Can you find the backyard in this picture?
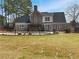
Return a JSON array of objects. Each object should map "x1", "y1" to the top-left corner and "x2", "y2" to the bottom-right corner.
[{"x1": 0, "y1": 33, "x2": 79, "y2": 59}]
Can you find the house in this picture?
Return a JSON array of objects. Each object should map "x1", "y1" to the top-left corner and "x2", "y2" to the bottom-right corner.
[
  {"x1": 14, "y1": 16, "x2": 30, "y2": 32},
  {"x1": 41, "y1": 12, "x2": 66, "y2": 31},
  {"x1": 15, "y1": 5, "x2": 67, "y2": 32},
  {"x1": 75, "y1": 23, "x2": 79, "y2": 32}
]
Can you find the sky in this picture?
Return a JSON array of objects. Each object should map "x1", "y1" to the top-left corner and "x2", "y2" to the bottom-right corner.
[
  {"x1": 0, "y1": 0, "x2": 79, "y2": 12},
  {"x1": 32, "y1": 0, "x2": 79, "y2": 12}
]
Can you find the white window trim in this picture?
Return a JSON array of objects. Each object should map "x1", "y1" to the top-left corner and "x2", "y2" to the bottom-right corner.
[{"x1": 42, "y1": 16, "x2": 53, "y2": 22}]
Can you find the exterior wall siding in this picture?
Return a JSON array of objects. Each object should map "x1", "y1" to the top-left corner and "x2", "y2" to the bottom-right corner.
[
  {"x1": 15, "y1": 23, "x2": 30, "y2": 32},
  {"x1": 43, "y1": 23, "x2": 66, "y2": 31}
]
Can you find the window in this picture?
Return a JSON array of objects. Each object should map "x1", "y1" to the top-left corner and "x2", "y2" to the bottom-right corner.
[
  {"x1": 21, "y1": 25, "x2": 24, "y2": 27},
  {"x1": 20, "y1": 25, "x2": 25, "y2": 29},
  {"x1": 45, "y1": 17, "x2": 50, "y2": 21},
  {"x1": 45, "y1": 25, "x2": 50, "y2": 31},
  {"x1": 43, "y1": 16, "x2": 53, "y2": 22}
]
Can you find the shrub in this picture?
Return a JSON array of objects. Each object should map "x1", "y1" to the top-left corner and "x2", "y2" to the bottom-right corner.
[
  {"x1": 28, "y1": 32, "x2": 32, "y2": 35},
  {"x1": 23, "y1": 33, "x2": 26, "y2": 35},
  {"x1": 65, "y1": 29, "x2": 71, "y2": 33},
  {"x1": 2, "y1": 34, "x2": 5, "y2": 36},
  {"x1": 55, "y1": 31, "x2": 59, "y2": 34},
  {"x1": 18, "y1": 33, "x2": 22, "y2": 35},
  {"x1": 53, "y1": 29, "x2": 56, "y2": 34}
]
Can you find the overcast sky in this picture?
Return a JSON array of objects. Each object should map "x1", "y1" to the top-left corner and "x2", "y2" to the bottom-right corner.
[{"x1": 32, "y1": 0, "x2": 79, "y2": 12}]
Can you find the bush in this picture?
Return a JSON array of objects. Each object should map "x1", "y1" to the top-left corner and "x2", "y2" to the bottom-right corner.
[
  {"x1": 55, "y1": 31, "x2": 59, "y2": 34},
  {"x1": 18, "y1": 33, "x2": 22, "y2": 35},
  {"x1": 28, "y1": 32, "x2": 32, "y2": 35},
  {"x1": 23, "y1": 33, "x2": 26, "y2": 35},
  {"x1": 2, "y1": 34, "x2": 5, "y2": 36},
  {"x1": 65, "y1": 29, "x2": 71, "y2": 33},
  {"x1": 53, "y1": 29, "x2": 59, "y2": 34},
  {"x1": 53, "y1": 29, "x2": 56, "y2": 34}
]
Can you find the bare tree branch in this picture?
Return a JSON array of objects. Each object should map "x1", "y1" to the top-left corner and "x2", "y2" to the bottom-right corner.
[{"x1": 66, "y1": 4, "x2": 79, "y2": 22}]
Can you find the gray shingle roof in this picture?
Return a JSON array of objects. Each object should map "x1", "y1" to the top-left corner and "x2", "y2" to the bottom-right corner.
[
  {"x1": 53, "y1": 12, "x2": 66, "y2": 23},
  {"x1": 15, "y1": 12, "x2": 66, "y2": 23},
  {"x1": 15, "y1": 16, "x2": 30, "y2": 23},
  {"x1": 41, "y1": 12, "x2": 53, "y2": 16},
  {"x1": 41, "y1": 12, "x2": 66, "y2": 23}
]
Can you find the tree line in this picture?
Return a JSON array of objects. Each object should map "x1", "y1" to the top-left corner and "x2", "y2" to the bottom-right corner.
[{"x1": 0, "y1": 0, "x2": 32, "y2": 24}]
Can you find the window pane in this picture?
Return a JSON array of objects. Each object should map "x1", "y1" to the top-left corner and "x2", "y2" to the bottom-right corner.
[{"x1": 45, "y1": 17, "x2": 50, "y2": 21}]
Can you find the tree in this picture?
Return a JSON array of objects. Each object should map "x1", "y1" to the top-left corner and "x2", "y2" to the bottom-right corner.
[
  {"x1": 4, "y1": 0, "x2": 32, "y2": 16},
  {"x1": 0, "y1": 15, "x2": 5, "y2": 25},
  {"x1": 0, "y1": 0, "x2": 5, "y2": 25},
  {"x1": 66, "y1": 4, "x2": 79, "y2": 23},
  {"x1": 66, "y1": 4, "x2": 79, "y2": 32}
]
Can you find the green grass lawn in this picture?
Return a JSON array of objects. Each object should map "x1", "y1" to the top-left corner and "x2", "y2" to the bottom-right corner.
[{"x1": 0, "y1": 33, "x2": 79, "y2": 59}]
